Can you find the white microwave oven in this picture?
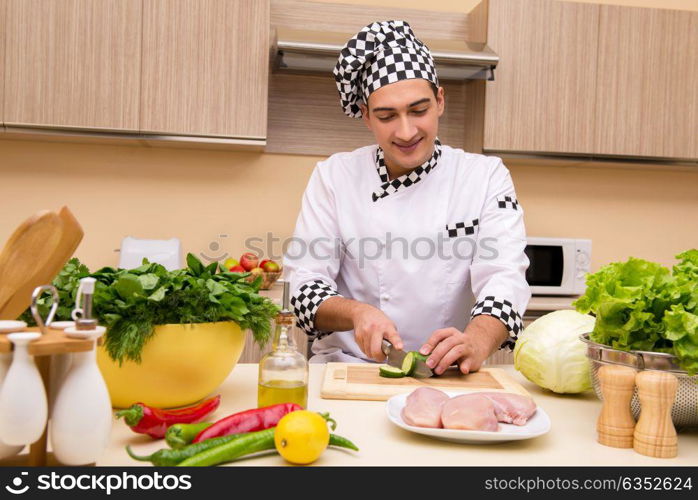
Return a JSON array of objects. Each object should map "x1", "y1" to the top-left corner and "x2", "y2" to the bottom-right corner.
[{"x1": 525, "y1": 237, "x2": 591, "y2": 296}]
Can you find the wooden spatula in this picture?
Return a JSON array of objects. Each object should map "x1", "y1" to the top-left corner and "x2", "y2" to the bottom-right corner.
[{"x1": 0, "y1": 207, "x2": 84, "y2": 320}]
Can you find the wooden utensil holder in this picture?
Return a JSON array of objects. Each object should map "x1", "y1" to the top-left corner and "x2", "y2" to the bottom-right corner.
[{"x1": 0, "y1": 327, "x2": 95, "y2": 466}]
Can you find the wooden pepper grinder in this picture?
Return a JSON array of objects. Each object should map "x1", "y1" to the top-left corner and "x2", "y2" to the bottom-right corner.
[
  {"x1": 633, "y1": 370, "x2": 678, "y2": 458},
  {"x1": 597, "y1": 364, "x2": 637, "y2": 448}
]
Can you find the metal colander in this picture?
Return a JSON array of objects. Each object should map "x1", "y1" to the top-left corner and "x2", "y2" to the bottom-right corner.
[{"x1": 580, "y1": 334, "x2": 698, "y2": 427}]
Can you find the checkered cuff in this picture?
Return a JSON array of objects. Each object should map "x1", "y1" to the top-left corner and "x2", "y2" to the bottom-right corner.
[
  {"x1": 290, "y1": 280, "x2": 342, "y2": 340},
  {"x1": 470, "y1": 296, "x2": 523, "y2": 350}
]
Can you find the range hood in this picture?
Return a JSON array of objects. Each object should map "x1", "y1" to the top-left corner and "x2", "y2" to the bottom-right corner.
[{"x1": 272, "y1": 27, "x2": 498, "y2": 81}]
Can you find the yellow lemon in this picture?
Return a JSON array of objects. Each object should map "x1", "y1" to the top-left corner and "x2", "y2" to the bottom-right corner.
[{"x1": 274, "y1": 410, "x2": 329, "y2": 464}]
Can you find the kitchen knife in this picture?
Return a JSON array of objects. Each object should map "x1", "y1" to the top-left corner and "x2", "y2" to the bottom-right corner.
[{"x1": 381, "y1": 339, "x2": 433, "y2": 378}]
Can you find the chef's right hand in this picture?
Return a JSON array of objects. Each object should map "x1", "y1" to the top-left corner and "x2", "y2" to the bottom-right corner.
[{"x1": 351, "y1": 303, "x2": 403, "y2": 362}]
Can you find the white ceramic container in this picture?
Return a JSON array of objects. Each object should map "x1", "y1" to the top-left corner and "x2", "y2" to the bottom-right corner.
[
  {"x1": 50, "y1": 326, "x2": 111, "y2": 465},
  {"x1": 0, "y1": 332, "x2": 48, "y2": 446},
  {"x1": 48, "y1": 353, "x2": 72, "y2": 412},
  {"x1": 0, "y1": 352, "x2": 24, "y2": 459}
]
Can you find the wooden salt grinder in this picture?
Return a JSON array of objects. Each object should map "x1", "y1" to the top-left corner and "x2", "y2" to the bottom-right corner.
[
  {"x1": 633, "y1": 370, "x2": 678, "y2": 458},
  {"x1": 597, "y1": 364, "x2": 637, "y2": 448}
]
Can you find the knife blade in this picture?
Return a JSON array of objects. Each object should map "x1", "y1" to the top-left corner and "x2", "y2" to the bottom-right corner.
[{"x1": 381, "y1": 340, "x2": 433, "y2": 378}]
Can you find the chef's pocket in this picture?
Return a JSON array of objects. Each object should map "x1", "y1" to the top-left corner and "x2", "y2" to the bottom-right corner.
[
  {"x1": 438, "y1": 280, "x2": 470, "y2": 331},
  {"x1": 444, "y1": 218, "x2": 479, "y2": 239},
  {"x1": 436, "y1": 220, "x2": 477, "y2": 326},
  {"x1": 442, "y1": 218, "x2": 479, "y2": 278}
]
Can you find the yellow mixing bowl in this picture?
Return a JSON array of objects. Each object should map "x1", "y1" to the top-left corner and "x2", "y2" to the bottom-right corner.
[{"x1": 97, "y1": 321, "x2": 246, "y2": 408}]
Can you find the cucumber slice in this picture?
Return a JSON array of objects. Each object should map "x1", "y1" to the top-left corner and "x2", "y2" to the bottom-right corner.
[
  {"x1": 401, "y1": 351, "x2": 417, "y2": 376},
  {"x1": 413, "y1": 352, "x2": 428, "y2": 363},
  {"x1": 379, "y1": 365, "x2": 405, "y2": 378}
]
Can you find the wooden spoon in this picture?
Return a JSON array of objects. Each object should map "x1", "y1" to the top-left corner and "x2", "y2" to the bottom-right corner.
[{"x1": 0, "y1": 207, "x2": 83, "y2": 320}]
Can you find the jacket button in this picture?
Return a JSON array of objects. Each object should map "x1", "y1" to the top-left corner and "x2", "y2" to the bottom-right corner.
[{"x1": 381, "y1": 294, "x2": 390, "y2": 301}]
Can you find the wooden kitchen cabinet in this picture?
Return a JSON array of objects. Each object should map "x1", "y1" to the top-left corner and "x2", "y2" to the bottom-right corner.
[
  {"x1": 484, "y1": 0, "x2": 698, "y2": 161},
  {"x1": 594, "y1": 6, "x2": 698, "y2": 160},
  {"x1": 484, "y1": 0, "x2": 599, "y2": 153},
  {"x1": 140, "y1": 0, "x2": 269, "y2": 139},
  {"x1": 3, "y1": 0, "x2": 142, "y2": 131},
  {"x1": 0, "y1": 0, "x2": 5, "y2": 126},
  {"x1": 484, "y1": 0, "x2": 600, "y2": 155}
]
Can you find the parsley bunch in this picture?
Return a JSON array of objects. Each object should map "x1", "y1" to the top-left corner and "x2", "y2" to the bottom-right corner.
[{"x1": 22, "y1": 254, "x2": 278, "y2": 364}]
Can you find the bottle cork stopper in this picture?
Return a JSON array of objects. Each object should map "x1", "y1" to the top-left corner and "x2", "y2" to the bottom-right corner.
[
  {"x1": 597, "y1": 364, "x2": 637, "y2": 448},
  {"x1": 633, "y1": 370, "x2": 678, "y2": 458}
]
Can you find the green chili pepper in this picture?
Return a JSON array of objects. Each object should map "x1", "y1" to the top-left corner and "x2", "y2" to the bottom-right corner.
[
  {"x1": 166, "y1": 422, "x2": 213, "y2": 449},
  {"x1": 329, "y1": 434, "x2": 359, "y2": 451},
  {"x1": 177, "y1": 428, "x2": 277, "y2": 467},
  {"x1": 126, "y1": 433, "x2": 248, "y2": 466},
  {"x1": 177, "y1": 428, "x2": 359, "y2": 467}
]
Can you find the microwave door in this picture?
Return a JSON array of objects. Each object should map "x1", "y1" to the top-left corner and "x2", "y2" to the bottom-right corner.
[
  {"x1": 558, "y1": 242, "x2": 575, "y2": 293},
  {"x1": 526, "y1": 243, "x2": 573, "y2": 295}
]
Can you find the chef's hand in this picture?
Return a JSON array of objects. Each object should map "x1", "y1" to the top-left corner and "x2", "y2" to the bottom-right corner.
[
  {"x1": 351, "y1": 303, "x2": 403, "y2": 362},
  {"x1": 419, "y1": 316, "x2": 508, "y2": 375}
]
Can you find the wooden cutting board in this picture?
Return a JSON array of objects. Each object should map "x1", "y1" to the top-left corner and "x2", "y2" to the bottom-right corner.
[
  {"x1": 320, "y1": 362, "x2": 531, "y2": 401},
  {"x1": 0, "y1": 206, "x2": 83, "y2": 320},
  {"x1": 0, "y1": 210, "x2": 63, "y2": 318}
]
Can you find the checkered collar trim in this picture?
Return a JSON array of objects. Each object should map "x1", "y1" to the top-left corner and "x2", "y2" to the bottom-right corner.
[{"x1": 372, "y1": 138, "x2": 442, "y2": 202}]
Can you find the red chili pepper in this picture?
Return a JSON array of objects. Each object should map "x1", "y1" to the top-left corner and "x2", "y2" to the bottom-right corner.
[
  {"x1": 192, "y1": 402, "x2": 302, "y2": 443},
  {"x1": 116, "y1": 395, "x2": 221, "y2": 438}
]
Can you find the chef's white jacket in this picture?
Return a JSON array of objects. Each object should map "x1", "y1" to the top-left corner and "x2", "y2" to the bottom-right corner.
[{"x1": 283, "y1": 144, "x2": 531, "y2": 363}]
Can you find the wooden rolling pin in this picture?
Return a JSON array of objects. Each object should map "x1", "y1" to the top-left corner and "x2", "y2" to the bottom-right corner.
[
  {"x1": 633, "y1": 370, "x2": 678, "y2": 458},
  {"x1": 597, "y1": 364, "x2": 637, "y2": 448}
]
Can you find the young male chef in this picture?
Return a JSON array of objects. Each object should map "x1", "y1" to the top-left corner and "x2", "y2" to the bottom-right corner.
[{"x1": 283, "y1": 21, "x2": 530, "y2": 375}]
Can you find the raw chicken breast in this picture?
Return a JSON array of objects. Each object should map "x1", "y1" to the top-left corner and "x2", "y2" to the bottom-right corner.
[
  {"x1": 401, "y1": 387, "x2": 450, "y2": 428},
  {"x1": 441, "y1": 394, "x2": 499, "y2": 432},
  {"x1": 478, "y1": 392, "x2": 537, "y2": 426}
]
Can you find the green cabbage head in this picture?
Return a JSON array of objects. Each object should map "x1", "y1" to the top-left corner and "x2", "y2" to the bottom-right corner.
[{"x1": 513, "y1": 310, "x2": 596, "y2": 394}]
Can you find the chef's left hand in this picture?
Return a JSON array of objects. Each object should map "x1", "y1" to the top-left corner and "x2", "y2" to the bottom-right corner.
[{"x1": 419, "y1": 317, "x2": 507, "y2": 375}]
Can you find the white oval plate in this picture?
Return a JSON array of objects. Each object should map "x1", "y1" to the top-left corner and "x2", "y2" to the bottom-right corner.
[
  {"x1": 386, "y1": 391, "x2": 551, "y2": 444},
  {"x1": 0, "y1": 320, "x2": 27, "y2": 334}
]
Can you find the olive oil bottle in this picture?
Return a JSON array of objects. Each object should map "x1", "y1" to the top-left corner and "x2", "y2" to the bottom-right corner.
[{"x1": 257, "y1": 281, "x2": 308, "y2": 408}]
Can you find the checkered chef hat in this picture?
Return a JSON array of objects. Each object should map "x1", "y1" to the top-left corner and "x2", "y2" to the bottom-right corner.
[{"x1": 333, "y1": 20, "x2": 439, "y2": 118}]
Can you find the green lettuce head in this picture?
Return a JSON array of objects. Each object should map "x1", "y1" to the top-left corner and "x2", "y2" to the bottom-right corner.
[
  {"x1": 574, "y1": 251, "x2": 698, "y2": 375},
  {"x1": 573, "y1": 257, "x2": 672, "y2": 352}
]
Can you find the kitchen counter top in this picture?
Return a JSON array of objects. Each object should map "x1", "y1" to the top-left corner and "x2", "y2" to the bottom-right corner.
[{"x1": 101, "y1": 364, "x2": 698, "y2": 466}]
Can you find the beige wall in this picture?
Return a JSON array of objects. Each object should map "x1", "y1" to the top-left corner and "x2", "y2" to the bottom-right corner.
[{"x1": 1, "y1": 0, "x2": 697, "y2": 276}]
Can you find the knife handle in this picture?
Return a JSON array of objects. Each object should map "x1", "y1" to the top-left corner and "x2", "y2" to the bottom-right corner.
[{"x1": 381, "y1": 339, "x2": 392, "y2": 357}]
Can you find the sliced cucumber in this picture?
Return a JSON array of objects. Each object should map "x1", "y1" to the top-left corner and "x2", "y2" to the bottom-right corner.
[
  {"x1": 379, "y1": 365, "x2": 405, "y2": 378},
  {"x1": 401, "y1": 351, "x2": 417, "y2": 376},
  {"x1": 413, "y1": 352, "x2": 428, "y2": 363}
]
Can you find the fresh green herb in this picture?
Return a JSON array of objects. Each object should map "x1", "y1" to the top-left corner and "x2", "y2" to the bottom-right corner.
[
  {"x1": 20, "y1": 258, "x2": 91, "y2": 325},
  {"x1": 574, "y1": 249, "x2": 698, "y2": 374},
  {"x1": 21, "y1": 254, "x2": 279, "y2": 364}
]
